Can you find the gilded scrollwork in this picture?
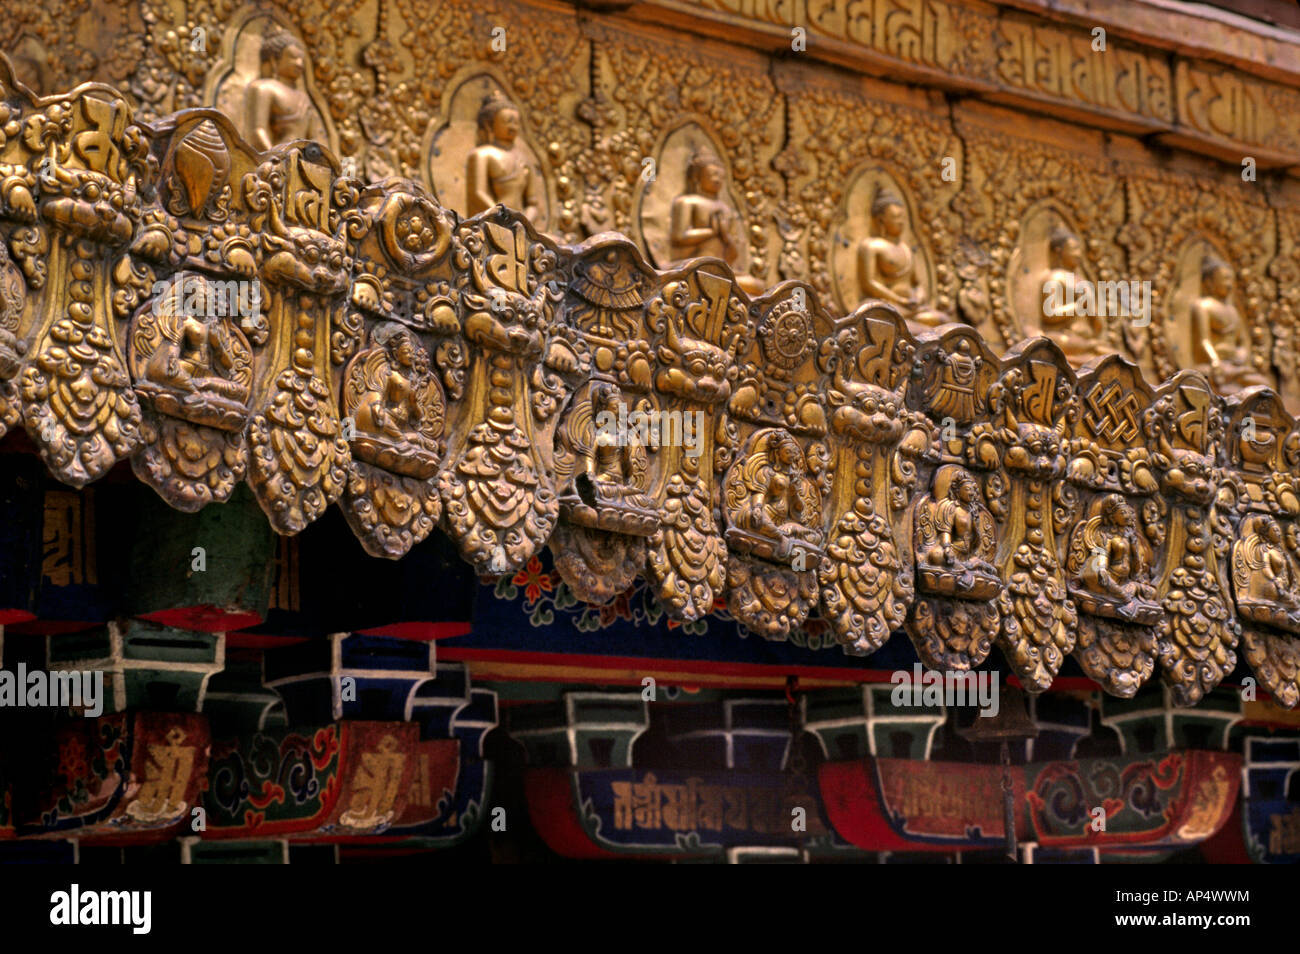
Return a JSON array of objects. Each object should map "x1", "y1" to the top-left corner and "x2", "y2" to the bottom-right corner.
[
  {"x1": 1, "y1": 64, "x2": 154, "y2": 487},
  {"x1": 1065, "y1": 355, "x2": 1163, "y2": 697},
  {"x1": 8, "y1": 43, "x2": 1300, "y2": 709},
  {"x1": 815, "y1": 302, "x2": 916, "y2": 654},
  {"x1": 241, "y1": 143, "x2": 356, "y2": 534},
  {"x1": 1221, "y1": 390, "x2": 1300, "y2": 709},
  {"x1": 903, "y1": 326, "x2": 1003, "y2": 671},
  {"x1": 642, "y1": 261, "x2": 750, "y2": 621},
  {"x1": 722, "y1": 283, "x2": 830, "y2": 639},
  {"x1": 438, "y1": 208, "x2": 587, "y2": 574},
  {"x1": 0, "y1": 241, "x2": 27, "y2": 439},
  {"x1": 986, "y1": 338, "x2": 1079, "y2": 691},
  {"x1": 1145, "y1": 371, "x2": 1236, "y2": 706}
]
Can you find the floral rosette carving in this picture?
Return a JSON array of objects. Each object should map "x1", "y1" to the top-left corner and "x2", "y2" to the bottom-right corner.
[
  {"x1": 1145, "y1": 372, "x2": 1237, "y2": 706},
  {"x1": 985, "y1": 338, "x2": 1079, "y2": 691},
  {"x1": 438, "y1": 208, "x2": 588, "y2": 574},
  {"x1": 814, "y1": 301, "x2": 916, "y2": 654},
  {"x1": 1063, "y1": 355, "x2": 1164, "y2": 697}
]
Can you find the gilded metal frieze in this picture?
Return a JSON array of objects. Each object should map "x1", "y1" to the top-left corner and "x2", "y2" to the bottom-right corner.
[{"x1": 5, "y1": 46, "x2": 1300, "y2": 709}]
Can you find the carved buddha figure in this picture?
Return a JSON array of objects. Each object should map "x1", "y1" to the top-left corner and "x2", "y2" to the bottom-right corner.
[
  {"x1": 1191, "y1": 255, "x2": 1268, "y2": 391},
  {"x1": 914, "y1": 465, "x2": 999, "y2": 598},
  {"x1": 669, "y1": 147, "x2": 743, "y2": 266},
  {"x1": 1234, "y1": 514, "x2": 1300, "y2": 631},
  {"x1": 759, "y1": 432, "x2": 820, "y2": 542},
  {"x1": 857, "y1": 188, "x2": 944, "y2": 327},
  {"x1": 465, "y1": 91, "x2": 543, "y2": 223},
  {"x1": 1037, "y1": 227, "x2": 1106, "y2": 362},
  {"x1": 1069, "y1": 494, "x2": 1159, "y2": 622},
  {"x1": 579, "y1": 381, "x2": 653, "y2": 512},
  {"x1": 726, "y1": 429, "x2": 822, "y2": 561},
  {"x1": 244, "y1": 28, "x2": 324, "y2": 152},
  {"x1": 139, "y1": 276, "x2": 252, "y2": 423},
  {"x1": 930, "y1": 338, "x2": 978, "y2": 423},
  {"x1": 346, "y1": 322, "x2": 442, "y2": 477},
  {"x1": 922, "y1": 469, "x2": 982, "y2": 567},
  {"x1": 158, "y1": 309, "x2": 243, "y2": 399}
]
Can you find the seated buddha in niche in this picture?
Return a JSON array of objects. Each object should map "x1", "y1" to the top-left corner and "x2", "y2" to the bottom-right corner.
[
  {"x1": 244, "y1": 27, "x2": 325, "y2": 152},
  {"x1": 913, "y1": 465, "x2": 999, "y2": 600},
  {"x1": 725, "y1": 429, "x2": 824, "y2": 565},
  {"x1": 561, "y1": 381, "x2": 658, "y2": 537},
  {"x1": 346, "y1": 322, "x2": 443, "y2": 478},
  {"x1": 668, "y1": 146, "x2": 762, "y2": 295},
  {"x1": 1190, "y1": 254, "x2": 1270, "y2": 392},
  {"x1": 465, "y1": 90, "x2": 544, "y2": 224},
  {"x1": 1036, "y1": 227, "x2": 1108, "y2": 363},
  {"x1": 1066, "y1": 494, "x2": 1160, "y2": 624},
  {"x1": 1233, "y1": 514, "x2": 1300, "y2": 633},
  {"x1": 857, "y1": 187, "x2": 946, "y2": 327}
]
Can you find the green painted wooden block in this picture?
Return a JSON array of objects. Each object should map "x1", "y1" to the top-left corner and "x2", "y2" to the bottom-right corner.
[
  {"x1": 802, "y1": 685, "x2": 946, "y2": 762},
  {"x1": 126, "y1": 483, "x2": 275, "y2": 632},
  {"x1": 47, "y1": 620, "x2": 223, "y2": 713},
  {"x1": 508, "y1": 691, "x2": 648, "y2": 768}
]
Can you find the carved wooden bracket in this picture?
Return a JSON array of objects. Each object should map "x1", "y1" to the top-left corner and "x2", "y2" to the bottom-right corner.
[{"x1": 1, "y1": 63, "x2": 1297, "y2": 708}]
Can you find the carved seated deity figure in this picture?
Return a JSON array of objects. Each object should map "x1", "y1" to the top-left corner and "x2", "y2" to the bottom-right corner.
[
  {"x1": 856, "y1": 188, "x2": 946, "y2": 328},
  {"x1": 465, "y1": 91, "x2": 543, "y2": 224},
  {"x1": 243, "y1": 28, "x2": 325, "y2": 152},
  {"x1": 1066, "y1": 494, "x2": 1161, "y2": 624},
  {"x1": 1191, "y1": 255, "x2": 1270, "y2": 392},
  {"x1": 343, "y1": 323, "x2": 443, "y2": 479},
  {"x1": 1036, "y1": 228, "x2": 1108, "y2": 363},
  {"x1": 1233, "y1": 514, "x2": 1300, "y2": 633},
  {"x1": 913, "y1": 465, "x2": 1000, "y2": 599},
  {"x1": 725, "y1": 429, "x2": 824, "y2": 566},
  {"x1": 135, "y1": 277, "x2": 253, "y2": 430},
  {"x1": 560, "y1": 381, "x2": 658, "y2": 536}
]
